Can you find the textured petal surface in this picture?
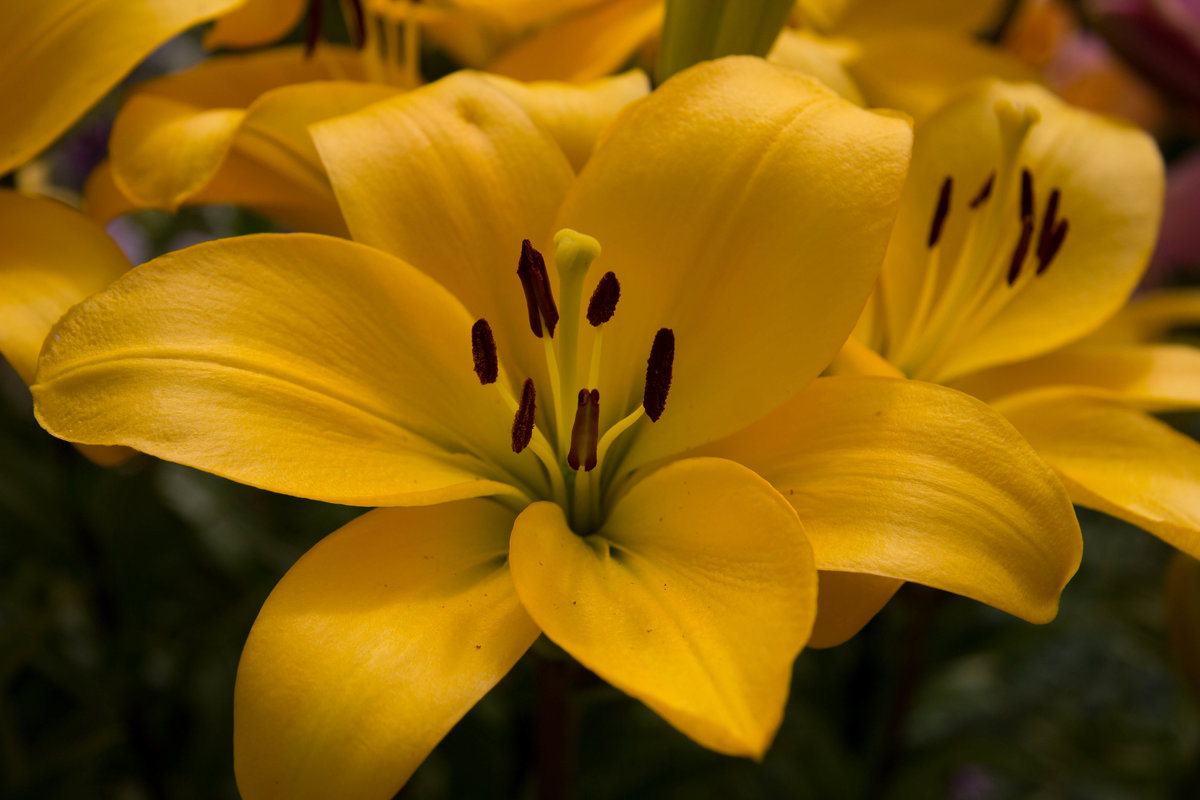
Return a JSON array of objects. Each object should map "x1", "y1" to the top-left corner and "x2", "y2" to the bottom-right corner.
[
  {"x1": 703, "y1": 376, "x2": 1082, "y2": 623},
  {"x1": 510, "y1": 458, "x2": 815, "y2": 758},
  {"x1": 995, "y1": 391, "x2": 1200, "y2": 558},
  {"x1": 235, "y1": 502, "x2": 538, "y2": 800},
  {"x1": 34, "y1": 234, "x2": 539, "y2": 505},
  {"x1": 0, "y1": 191, "x2": 130, "y2": 384},
  {"x1": 0, "y1": 0, "x2": 241, "y2": 174},
  {"x1": 951, "y1": 343, "x2": 1200, "y2": 409},
  {"x1": 558, "y1": 57, "x2": 912, "y2": 467},
  {"x1": 479, "y1": 70, "x2": 650, "y2": 171}
]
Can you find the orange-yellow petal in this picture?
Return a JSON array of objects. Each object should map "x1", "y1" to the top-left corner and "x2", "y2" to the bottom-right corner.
[
  {"x1": 235, "y1": 502, "x2": 538, "y2": 800},
  {"x1": 34, "y1": 234, "x2": 541, "y2": 505},
  {"x1": 205, "y1": 0, "x2": 306, "y2": 49},
  {"x1": 509, "y1": 458, "x2": 815, "y2": 758},
  {"x1": 994, "y1": 391, "x2": 1200, "y2": 558},
  {"x1": 558, "y1": 57, "x2": 911, "y2": 469},
  {"x1": 703, "y1": 376, "x2": 1082, "y2": 623},
  {"x1": 808, "y1": 571, "x2": 902, "y2": 648},
  {"x1": 0, "y1": 0, "x2": 242, "y2": 174},
  {"x1": 0, "y1": 190, "x2": 129, "y2": 384}
]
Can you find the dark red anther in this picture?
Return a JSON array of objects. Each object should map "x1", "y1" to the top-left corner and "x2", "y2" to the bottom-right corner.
[
  {"x1": 927, "y1": 176, "x2": 953, "y2": 249},
  {"x1": 471, "y1": 319, "x2": 498, "y2": 385},
  {"x1": 643, "y1": 328, "x2": 674, "y2": 422},
  {"x1": 516, "y1": 240, "x2": 559, "y2": 338},
  {"x1": 346, "y1": 0, "x2": 367, "y2": 49},
  {"x1": 1036, "y1": 188, "x2": 1061, "y2": 263},
  {"x1": 1020, "y1": 168, "x2": 1034, "y2": 220},
  {"x1": 1036, "y1": 219, "x2": 1069, "y2": 275},
  {"x1": 1006, "y1": 216, "x2": 1034, "y2": 286},
  {"x1": 970, "y1": 172, "x2": 995, "y2": 209},
  {"x1": 512, "y1": 379, "x2": 536, "y2": 453},
  {"x1": 304, "y1": 0, "x2": 323, "y2": 57},
  {"x1": 567, "y1": 389, "x2": 600, "y2": 472},
  {"x1": 586, "y1": 272, "x2": 620, "y2": 326}
]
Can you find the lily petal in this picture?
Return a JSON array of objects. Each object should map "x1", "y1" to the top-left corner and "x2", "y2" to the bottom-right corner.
[
  {"x1": 950, "y1": 343, "x2": 1200, "y2": 410},
  {"x1": 703, "y1": 376, "x2": 1082, "y2": 623},
  {"x1": 767, "y1": 29, "x2": 864, "y2": 104},
  {"x1": 837, "y1": 0, "x2": 1008, "y2": 36},
  {"x1": 487, "y1": 0, "x2": 663, "y2": 83},
  {"x1": 557, "y1": 57, "x2": 911, "y2": 466},
  {"x1": 312, "y1": 71, "x2": 576, "y2": 387},
  {"x1": 509, "y1": 457, "x2": 815, "y2": 758},
  {"x1": 478, "y1": 71, "x2": 650, "y2": 171},
  {"x1": 809, "y1": 571, "x2": 902, "y2": 648},
  {"x1": 994, "y1": 391, "x2": 1200, "y2": 558},
  {"x1": 235, "y1": 502, "x2": 538, "y2": 800},
  {"x1": 1089, "y1": 288, "x2": 1200, "y2": 344},
  {"x1": 0, "y1": 0, "x2": 242, "y2": 174},
  {"x1": 205, "y1": 0, "x2": 305, "y2": 49},
  {"x1": 33, "y1": 234, "x2": 540, "y2": 505},
  {"x1": 0, "y1": 190, "x2": 129, "y2": 384}
]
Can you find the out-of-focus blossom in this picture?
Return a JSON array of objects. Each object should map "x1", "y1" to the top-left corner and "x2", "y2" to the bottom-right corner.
[
  {"x1": 1086, "y1": 0, "x2": 1200, "y2": 108},
  {"x1": 1145, "y1": 146, "x2": 1200, "y2": 286}
]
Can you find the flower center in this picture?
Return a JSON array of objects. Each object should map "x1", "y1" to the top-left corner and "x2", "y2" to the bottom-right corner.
[
  {"x1": 304, "y1": 0, "x2": 427, "y2": 88},
  {"x1": 471, "y1": 230, "x2": 675, "y2": 535},
  {"x1": 885, "y1": 100, "x2": 1072, "y2": 381}
]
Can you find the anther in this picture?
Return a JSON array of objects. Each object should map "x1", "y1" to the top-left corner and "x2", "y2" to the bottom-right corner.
[
  {"x1": 586, "y1": 272, "x2": 621, "y2": 326},
  {"x1": 1036, "y1": 219, "x2": 1069, "y2": 275},
  {"x1": 567, "y1": 389, "x2": 600, "y2": 471},
  {"x1": 927, "y1": 176, "x2": 953, "y2": 249},
  {"x1": 1036, "y1": 188, "x2": 1061, "y2": 263},
  {"x1": 1006, "y1": 216, "x2": 1034, "y2": 286},
  {"x1": 970, "y1": 172, "x2": 995, "y2": 209},
  {"x1": 471, "y1": 319, "x2": 498, "y2": 385},
  {"x1": 512, "y1": 378, "x2": 536, "y2": 453},
  {"x1": 643, "y1": 328, "x2": 675, "y2": 422},
  {"x1": 517, "y1": 240, "x2": 559, "y2": 338},
  {"x1": 304, "y1": 0, "x2": 324, "y2": 56},
  {"x1": 1020, "y1": 168, "x2": 1034, "y2": 221}
]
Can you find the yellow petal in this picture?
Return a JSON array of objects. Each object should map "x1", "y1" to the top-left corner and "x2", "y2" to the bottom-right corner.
[
  {"x1": 837, "y1": 0, "x2": 1008, "y2": 36},
  {"x1": 479, "y1": 70, "x2": 650, "y2": 171},
  {"x1": 205, "y1": 0, "x2": 306, "y2": 49},
  {"x1": 1089, "y1": 288, "x2": 1200, "y2": 345},
  {"x1": 880, "y1": 80, "x2": 1163, "y2": 382},
  {"x1": 235, "y1": 502, "x2": 538, "y2": 800},
  {"x1": 808, "y1": 571, "x2": 902, "y2": 648},
  {"x1": 557, "y1": 57, "x2": 911, "y2": 467},
  {"x1": 0, "y1": 0, "x2": 242, "y2": 174},
  {"x1": 34, "y1": 234, "x2": 540, "y2": 506},
  {"x1": 848, "y1": 31, "x2": 1036, "y2": 122},
  {"x1": 312, "y1": 71, "x2": 576, "y2": 388},
  {"x1": 767, "y1": 29, "x2": 864, "y2": 104},
  {"x1": 0, "y1": 190, "x2": 129, "y2": 384},
  {"x1": 487, "y1": 0, "x2": 664, "y2": 83},
  {"x1": 703, "y1": 376, "x2": 1082, "y2": 623},
  {"x1": 950, "y1": 343, "x2": 1200, "y2": 410},
  {"x1": 509, "y1": 458, "x2": 815, "y2": 758},
  {"x1": 994, "y1": 391, "x2": 1200, "y2": 558}
]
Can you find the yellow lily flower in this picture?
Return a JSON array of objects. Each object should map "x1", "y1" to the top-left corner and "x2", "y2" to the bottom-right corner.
[
  {"x1": 842, "y1": 80, "x2": 1193, "y2": 564},
  {"x1": 33, "y1": 59, "x2": 1081, "y2": 796}
]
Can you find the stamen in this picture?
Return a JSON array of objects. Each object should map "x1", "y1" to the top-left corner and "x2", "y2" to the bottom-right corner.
[
  {"x1": 1036, "y1": 188, "x2": 1061, "y2": 262},
  {"x1": 1020, "y1": 168, "x2": 1034, "y2": 221},
  {"x1": 970, "y1": 172, "x2": 995, "y2": 208},
  {"x1": 1006, "y1": 216, "x2": 1034, "y2": 286},
  {"x1": 567, "y1": 389, "x2": 600, "y2": 471},
  {"x1": 586, "y1": 272, "x2": 621, "y2": 326},
  {"x1": 927, "y1": 177, "x2": 953, "y2": 249},
  {"x1": 346, "y1": 0, "x2": 367, "y2": 48},
  {"x1": 305, "y1": 0, "x2": 324, "y2": 56},
  {"x1": 512, "y1": 378, "x2": 536, "y2": 453},
  {"x1": 1037, "y1": 219, "x2": 1069, "y2": 275},
  {"x1": 471, "y1": 319, "x2": 498, "y2": 385},
  {"x1": 643, "y1": 328, "x2": 675, "y2": 422},
  {"x1": 517, "y1": 240, "x2": 559, "y2": 338}
]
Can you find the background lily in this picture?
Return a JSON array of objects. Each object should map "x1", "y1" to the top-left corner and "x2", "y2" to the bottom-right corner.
[
  {"x1": 841, "y1": 80, "x2": 1199, "y2": 571},
  {"x1": 32, "y1": 58, "x2": 1082, "y2": 797}
]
